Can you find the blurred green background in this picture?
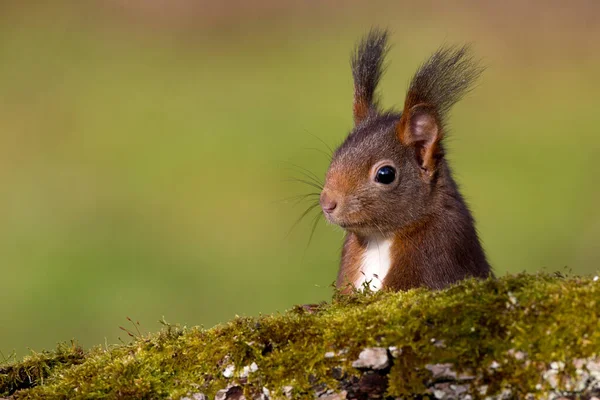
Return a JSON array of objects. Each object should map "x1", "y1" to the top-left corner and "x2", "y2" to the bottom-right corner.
[{"x1": 1, "y1": 1, "x2": 599, "y2": 357}]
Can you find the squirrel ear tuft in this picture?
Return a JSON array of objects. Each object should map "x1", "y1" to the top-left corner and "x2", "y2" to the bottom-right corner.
[
  {"x1": 397, "y1": 104, "x2": 441, "y2": 176},
  {"x1": 397, "y1": 44, "x2": 483, "y2": 177},
  {"x1": 351, "y1": 29, "x2": 389, "y2": 125}
]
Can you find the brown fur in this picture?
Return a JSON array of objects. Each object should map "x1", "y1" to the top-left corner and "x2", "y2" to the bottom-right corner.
[
  {"x1": 321, "y1": 31, "x2": 493, "y2": 292},
  {"x1": 336, "y1": 234, "x2": 367, "y2": 294},
  {"x1": 352, "y1": 99, "x2": 370, "y2": 125}
]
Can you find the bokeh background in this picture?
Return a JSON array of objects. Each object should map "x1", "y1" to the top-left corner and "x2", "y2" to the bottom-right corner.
[{"x1": 1, "y1": 1, "x2": 599, "y2": 358}]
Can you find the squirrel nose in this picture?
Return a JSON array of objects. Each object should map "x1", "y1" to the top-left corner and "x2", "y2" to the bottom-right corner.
[{"x1": 320, "y1": 191, "x2": 338, "y2": 213}]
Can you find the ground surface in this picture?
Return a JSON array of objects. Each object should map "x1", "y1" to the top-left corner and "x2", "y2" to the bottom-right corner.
[{"x1": 1, "y1": 273, "x2": 600, "y2": 399}]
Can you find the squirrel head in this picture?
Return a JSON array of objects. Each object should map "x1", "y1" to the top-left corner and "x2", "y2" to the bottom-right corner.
[{"x1": 320, "y1": 30, "x2": 483, "y2": 236}]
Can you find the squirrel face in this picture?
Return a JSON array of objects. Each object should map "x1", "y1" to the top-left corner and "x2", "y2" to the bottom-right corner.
[{"x1": 321, "y1": 114, "x2": 431, "y2": 236}]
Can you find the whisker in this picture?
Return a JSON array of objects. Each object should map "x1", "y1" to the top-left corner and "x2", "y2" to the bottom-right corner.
[
  {"x1": 374, "y1": 223, "x2": 386, "y2": 237},
  {"x1": 277, "y1": 160, "x2": 323, "y2": 188},
  {"x1": 303, "y1": 129, "x2": 334, "y2": 156},
  {"x1": 300, "y1": 211, "x2": 323, "y2": 262},
  {"x1": 285, "y1": 178, "x2": 323, "y2": 191},
  {"x1": 283, "y1": 168, "x2": 323, "y2": 188},
  {"x1": 279, "y1": 161, "x2": 323, "y2": 184},
  {"x1": 304, "y1": 147, "x2": 333, "y2": 161},
  {"x1": 306, "y1": 211, "x2": 322, "y2": 250},
  {"x1": 286, "y1": 202, "x2": 321, "y2": 238},
  {"x1": 273, "y1": 192, "x2": 320, "y2": 205},
  {"x1": 291, "y1": 193, "x2": 321, "y2": 207}
]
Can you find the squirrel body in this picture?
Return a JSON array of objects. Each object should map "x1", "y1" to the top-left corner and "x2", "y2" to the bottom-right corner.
[{"x1": 321, "y1": 30, "x2": 493, "y2": 293}]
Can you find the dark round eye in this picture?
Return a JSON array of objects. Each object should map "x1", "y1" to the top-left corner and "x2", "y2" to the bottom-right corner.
[{"x1": 375, "y1": 165, "x2": 396, "y2": 184}]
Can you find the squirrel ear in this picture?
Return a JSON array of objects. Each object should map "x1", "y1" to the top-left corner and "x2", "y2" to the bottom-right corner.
[
  {"x1": 396, "y1": 44, "x2": 482, "y2": 177},
  {"x1": 397, "y1": 104, "x2": 442, "y2": 176}
]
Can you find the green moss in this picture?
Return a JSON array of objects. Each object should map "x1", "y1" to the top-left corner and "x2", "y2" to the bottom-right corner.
[
  {"x1": 0, "y1": 342, "x2": 85, "y2": 396},
  {"x1": 2, "y1": 273, "x2": 599, "y2": 399}
]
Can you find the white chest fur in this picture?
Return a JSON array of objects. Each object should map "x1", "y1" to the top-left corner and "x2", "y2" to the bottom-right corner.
[{"x1": 354, "y1": 236, "x2": 392, "y2": 291}]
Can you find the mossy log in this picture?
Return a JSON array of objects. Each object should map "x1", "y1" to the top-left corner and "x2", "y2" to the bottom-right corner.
[{"x1": 1, "y1": 273, "x2": 600, "y2": 399}]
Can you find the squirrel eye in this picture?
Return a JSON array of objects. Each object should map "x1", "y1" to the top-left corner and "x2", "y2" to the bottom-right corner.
[{"x1": 375, "y1": 165, "x2": 396, "y2": 184}]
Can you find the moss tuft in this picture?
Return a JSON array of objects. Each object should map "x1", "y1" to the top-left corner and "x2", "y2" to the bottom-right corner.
[
  {"x1": 0, "y1": 341, "x2": 85, "y2": 397},
  {"x1": 2, "y1": 273, "x2": 600, "y2": 399}
]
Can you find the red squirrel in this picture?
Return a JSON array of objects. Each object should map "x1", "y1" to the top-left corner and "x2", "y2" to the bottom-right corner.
[{"x1": 320, "y1": 30, "x2": 493, "y2": 293}]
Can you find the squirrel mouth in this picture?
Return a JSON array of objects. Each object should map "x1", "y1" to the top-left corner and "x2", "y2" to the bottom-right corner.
[
  {"x1": 335, "y1": 218, "x2": 386, "y2": 234},
  {"x1": 322, "y1": 209, "x2": 372, "y2": 232},
  {"x1": 322, "y1": 212, "x2": 345, "y2": 226},
  {"x1": 334, "y1": 220, "x2": 366, "y2": 230},
  {"x1": 322, "y1": 209, "x2": 362, "y2": 229}
]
